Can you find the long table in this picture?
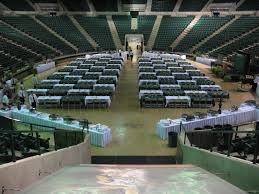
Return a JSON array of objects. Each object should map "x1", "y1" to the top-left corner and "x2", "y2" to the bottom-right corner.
[
  {"x1": 156, "y1": 105, "x2": 257, "y2": 140},
  {"x1": 0, "y1": 108, "x2": 112, "y2": 147}
]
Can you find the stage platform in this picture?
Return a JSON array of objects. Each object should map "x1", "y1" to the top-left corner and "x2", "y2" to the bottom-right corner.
[{"x1": 19, "y1": 164, "x2": 245, "y2": 194}]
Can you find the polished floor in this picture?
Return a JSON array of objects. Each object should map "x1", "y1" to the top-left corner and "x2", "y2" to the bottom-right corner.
[
  {"x1": 19, "y1": 165, "x2": 246, "y2": 194},
  {"x1": 23, "y1": 59, "x2": 256, "y2": 156}
]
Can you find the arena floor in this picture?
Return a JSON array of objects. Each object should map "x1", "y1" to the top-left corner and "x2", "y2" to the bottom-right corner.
[
  {"x1": 19, "y1": 164, "x2": 246, "y2": 194},
  {"x1": 22, "y1": 59, "x2": 256, "y2": 156}
]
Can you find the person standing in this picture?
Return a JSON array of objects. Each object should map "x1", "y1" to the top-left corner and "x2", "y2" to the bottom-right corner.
[
  {"x1": 29, "y1": 92, "x2": 38, "y2": 109},
  {"x1": 18, "y1": 87, "x2": 26, "y2": 105},
  {"x1": 32, "y1": 74, "x2": 40, "y2": 88},
  {"x1": 2, "y1": 92, "x2": 9, "y2": 107}
]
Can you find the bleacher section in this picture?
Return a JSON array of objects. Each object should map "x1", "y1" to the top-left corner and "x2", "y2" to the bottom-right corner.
[
  {"x1": 92, "y1": 0, "x2": 118, "y2": 11},
  {"x1": 175, "y1": 16, "x2": 233, "y2": 53},
  {"x1": 61, "y1": 0, "x2": 89, "y2": 11},
  {"x1": 36, "y1": 15, "x2": 93, "y2": 52},
  {"x1": 179, "y1": 0, "x2": 209, "y2": 11},
  {"x1": 154, "y1": 16, "x2": 194, "y2": 50},
  {"x1": 0, "y1": 38, "x2": 41, "y2": 62},
  {"x1": 112, "y1": 15, "x2": 156, "y2": 45},
  {"x1": 74, "y1": 16, "x2": 115, "y2": 50},
  {"x1": 0, "y1": 22, "x2": 54, "y2": 58},
  {"x1": 138, "y1": 56, "x2": 229, "y2": 108},
  {"x1": 197, "y1": 16, "x2": 259, "y2": 54},
  {"x1": 210, "y1": 28, "x2": 259, "y2": 57},
  {"x1": 113, "y1": 15, "x2": 133, "y2": 43},
  {"x1": 243, "y1": 44, "x2": 259, "y2": 56},
  {"x1": 1, "y1": 16, "x2": 75, "y2": 55},
  {"x1": 237, "y1": 0, "x2": 259, "y2": 11},
  {"x1": 0, "y1": 0, "x2": 34, "y2": 11},
  {"x1": 30, "y1": 56, "x2": 123, "y2": 108},
  {"x1": 0, "y1": 52, "x2": 24, "y2": 72},
  {"x1": 151, "y1": 0, "x2": 177, "y2": 11}
]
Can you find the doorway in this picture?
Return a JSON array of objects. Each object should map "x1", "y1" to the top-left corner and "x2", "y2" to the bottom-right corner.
[{"x1": 125, "y1": 34, "x2": 144, "y2": 63}]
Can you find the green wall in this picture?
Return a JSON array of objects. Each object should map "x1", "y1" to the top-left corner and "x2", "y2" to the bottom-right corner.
[{"x1": 177, "y1": 138, "x2": 259, "y2": 193}]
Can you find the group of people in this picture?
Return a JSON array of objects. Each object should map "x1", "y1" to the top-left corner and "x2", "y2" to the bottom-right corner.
[{"x1": 0, "y1": 74, "x2": 40, "y2": 109}]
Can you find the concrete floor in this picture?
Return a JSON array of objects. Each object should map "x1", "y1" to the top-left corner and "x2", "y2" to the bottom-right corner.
[
  {"x1": 23, "y1": 59, "x2": 256, "y2": 156},
  {"x1": 19, "y1": 165, "x2": 246, "y2": 194}
]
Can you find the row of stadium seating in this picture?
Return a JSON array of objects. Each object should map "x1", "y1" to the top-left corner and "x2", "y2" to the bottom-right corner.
[
  {"x1": 0, "y1": 14, "x2": 259, "y2": 75},
  {"x1": 36, "y1": 15, "x2": 93, "y2": 52},
  {"x1": 196, "y1": 16, "x2": 259, "y2": 54},
  {"x1": 154, "y1": 16, "x2": 194, "y2": 50},
  {"x1": 4, "y1": 0, "x2": 259, "y2": 12},
  {"x1": 112, "y1": 15, "x2": 156, "y2": 45},
  {"x1": 175, "y1": 16, "x2": 234, "y2": 52},
  {"x1": 1, "y1": 15, "x2": 75, "y2": 55},
  {"x1": 210, "y1": 28, "x2": 259, "y2": 57},
  {"x1": 3, "y1": 0, "x2": 258, "y2": 12}
]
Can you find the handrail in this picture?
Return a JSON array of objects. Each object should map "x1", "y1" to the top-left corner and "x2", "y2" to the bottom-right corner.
[{"x1": 182, "y1": 124, "x2": 259, "y2": 164}]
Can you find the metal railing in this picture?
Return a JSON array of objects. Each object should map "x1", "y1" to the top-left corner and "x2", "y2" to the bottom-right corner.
[
  {"x1": 183, "y1": 122, "x2": 259, "y2": 164},
  {"x1": 0, "y1": 121, "x2": 86, "y2": 163}
]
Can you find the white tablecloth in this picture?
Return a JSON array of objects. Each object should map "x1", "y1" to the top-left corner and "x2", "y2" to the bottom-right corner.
[
  {"x1": 53, "y1": 72, "x2": 70, "y2": 75},
  {"x1": 99, "y1": 75, "x2": 118, "y2": 83},
  {"x1": 38, "y1": 96, "x2": 62, "y2": 105},
  {"x1": 41, "y1": 80, "x2": 60, "y2": 84},
  {"x1": 177, "y1": 80, "x2": 196, "y2": 84},
  {"x1": 157, "y1": 76, "x2": 175, "y2": 79},
  {"x1": 139, "y1": 90, "x2": 163, "y2": 99},
  {"x1": 139, "y1": 80, "x2": 159, "y2": 85},
  {"x1": 165, "y1": 96, "x2": 191, "y2": 107},
  {"x1": 138, "y1": 72, "x2": 156, "y2": 78},
  {"x1": 200, "y1": 85, "x2": 221, "y2": 91},
  {"x1": 160, "y1": 84, "x2": 181, "y2": 90},
  {"x1": 27, "y1": 89, "x2": 48, "y2": 96},
  {"x1": 172, "y1": 73, "x2": 189, "y2": 76},
  {"x1": 184, "y1": 90, "x2": 207, "y2": 95},
  {"x1": 36, "y1": 62, "x2": 55, "y2": 73},
  {"x1": 67, "y1": 89, "x2": 91, "y2": 95},
  {"x1": 65, "y1": 75, "x2": 82, "y2": 79},
  {"x1": 192, "y1": 76, "x2": 209, "y2": 80},
  {"x1": 84, "y1": 96, "x2": 111, "y2": 107},
  {"x1": 78, "y1": 80, "x2": 97, "y2": 84},
  {"x1": 54, "y1": 84, "x2": 75, "y2": 88},
  {"x1": 94, "y1": 84, "x2": 116, "y2": 92},
  {"x1": 156, "y1": 105, "x2": 256, "y2": 139}
]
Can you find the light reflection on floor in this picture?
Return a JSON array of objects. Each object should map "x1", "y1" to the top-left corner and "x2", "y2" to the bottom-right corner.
[{"x1": 19, "y1": 165, "x2": 246, "y2": 194}]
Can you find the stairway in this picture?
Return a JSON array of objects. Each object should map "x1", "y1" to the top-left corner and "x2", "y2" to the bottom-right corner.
[
  {"x1": 32, "y1": 16, "x2": 78, "y2": 53},
  {"x1": 191, "y1": 16, "x2": 240, "y2": 53},
  {"x1": 206, "y1": 24, "x2": 259, "y2": 55},
  {"x1": 235, "y1": 0, "x2": 246, "y2": 10},
  {"x1": 145, "y1": 0, "x2": 152, "y2": 12},
  {"x1": 146, "y1": 15, "x2": 163, "y2": 50},
  {"x1": 173, "y1": 0, "x2": 183, "y2": 12},
  {"x1": 0, "y1": 20, "x2": 60, "y2": 55},
  {"x1": 69, "y1": 16, "x2": 98, "y2": 50},
  {"x1": 106, "y1": 15, "x2": 122, "y2": 50},
  {"x1": 170, "y1": 16, "x2": 201, "y2": 50},
  {"x1": 86, "y1": 0, "x2": 95, "y2": 12}
]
